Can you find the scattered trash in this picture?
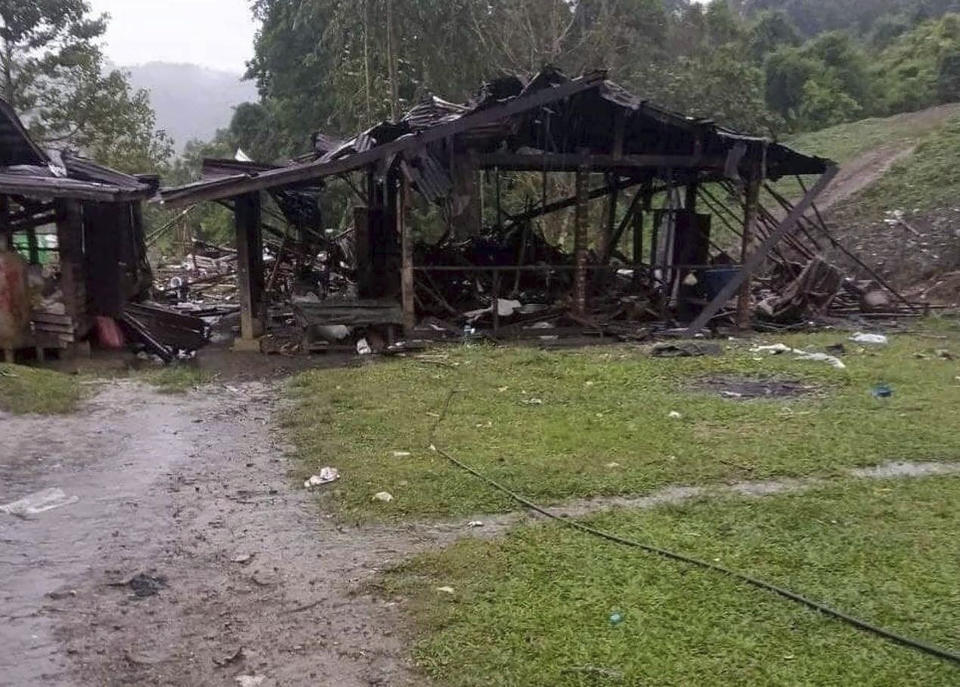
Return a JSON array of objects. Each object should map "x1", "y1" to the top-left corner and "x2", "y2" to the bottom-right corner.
[
  {"x1": 436, "y1": 586, "x2": 456, "y2": 594},
  {"x1": 372, "y1": 491, "x2": 394, "y2": 503},
  {"x1": 751, "y1": 344, "x2": 846, "y2": 370},
  {"x1": 605, "y1": 462, "x2": 621, "y2": 468},
  {"x1": 392, "y1": 451, "x2": 412, "y2": 458},
  {"x1": 609, "y1": 611, "x2": 624, "y2": 626},
  {"x1": 356, "y1": 338, "x2": 372, "y2": 355},
  {"x1": 871, "y1": 384, "x2": 894, "y2": 399},
  {"x1": 850, "y1": 332, "x2": 888, "y2": 345},
  {"x1": 109, "y1": 572, "x2": 167, "y2": 598},
  {"x1": 304, "y1": 467, "x2": 340, "y2": 488},
  {"x1": 521, "y1": 398, "x2": 544, "y2": 406},
  {"x1": 467, "y1": 521, "x2": 484, "y2": 528},
  {"x1": 235, "y1": 676, "x2": 266, "y2": 687},
  {"x1": 0, "y1": 488, "x2": 78, "y2": 517},
  {"x1": 213, "y1": 646, "x2": 245, "y2": 668},
  {"x1": 651, "y1": 342, "x2": 723, "y2": 358},
  {"x1": 668, "y1": 411, "x2": 682, "y2": 419},
  {"x1": 230, "y1": 553, "x2": 256, "y2": 565}
]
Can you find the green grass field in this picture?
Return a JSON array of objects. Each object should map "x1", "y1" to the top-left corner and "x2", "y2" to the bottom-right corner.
[
  {"x1": 381, "y1": 474, "x2": 960, "y2": 686},
  {"x1": 284, "y1": 325, "x2": 960, "y2": 521},
  {"x1": 0, "y1": 363, "x2": 84, "y2": 414}
]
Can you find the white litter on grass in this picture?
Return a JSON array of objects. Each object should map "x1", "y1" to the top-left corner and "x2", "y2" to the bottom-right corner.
[
  {"x1": 850, "y1": 332, "x2": 889, "y2": 345},
  {"x1": 751, "y1": 344, "x2": 846, "y2": 370},
  {"x1": 372, "y1": 491, "x2": 394, "y2": 503},
  {"x1": 0, "y1": 488, "x2": 78, "y2": 517},
  {"x1": 467, "y1": 521, "x2": 484, "y2": 528},
  {"x1": 356, "y1": 338, "x2": 373, "y2": 355},
  {"x1": 235, "y1": 676, "x2": 265, "y2": 687},
  {"x1": 436, "y1": 586, "x2": 456, "y2": 594},
  {"x1": 304, "y1": 467, "x2": 340, "y2": 488},
  {"x1": 668, "y1": 411, "x2": 682, "y2": 419},
  {"x1": 522, "y1": 398, "x2": 544, "y2": 406},
  {"x1": 392, "y1": 451, "x2": 412, "y2": 458}
]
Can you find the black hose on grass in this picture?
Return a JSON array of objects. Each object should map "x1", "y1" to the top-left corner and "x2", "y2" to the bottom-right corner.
[{"x1": 429, "y1": 389, "x2": 960, "y2": 666}]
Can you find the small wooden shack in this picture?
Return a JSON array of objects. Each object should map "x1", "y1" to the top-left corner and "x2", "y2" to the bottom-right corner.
[{"x1": 0, "y1": 99, "x2": 156, "y2": 358}]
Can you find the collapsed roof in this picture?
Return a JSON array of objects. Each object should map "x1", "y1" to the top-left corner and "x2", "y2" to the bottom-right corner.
[
  {"x1": 159, "y1": 68, "x2": 832, "y2": 208},
  {"x1": 0, "y1": 98, "x2": 156, "y2": 203}
]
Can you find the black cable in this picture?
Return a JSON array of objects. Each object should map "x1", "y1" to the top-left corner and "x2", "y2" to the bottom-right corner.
[{"x1": 428, "y1": 389, "x2": 960, "y2": 666}]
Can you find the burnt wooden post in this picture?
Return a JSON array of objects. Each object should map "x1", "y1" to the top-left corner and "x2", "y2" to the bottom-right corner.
[
  {"x1": 573, "y1": 165, "x2": 590, "y2": 316},
  {"x1": 737, "y1": 178, "x2": 761, "y2": 330},
  {"x1": 399, "y1": 174, "x2": 415, "y2": 335},
  {"x1": 235, "y1": 192, "x2": 265, "y2": 342},
  {"x1": 56, "y1": 200, "x2": 85, "y2": 324}
]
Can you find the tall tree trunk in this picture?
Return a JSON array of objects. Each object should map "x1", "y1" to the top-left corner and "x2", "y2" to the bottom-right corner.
[{"x1": 2, "y1": 37, "x2": 14, "y2": 105}]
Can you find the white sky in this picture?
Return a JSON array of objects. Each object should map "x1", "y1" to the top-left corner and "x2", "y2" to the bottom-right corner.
[
  {"x1": 87, "y1": 0, "x2": 259, "y2": 73},
  {"x1": 88, "y1": 0, "x2": 711, "y2": 74}
]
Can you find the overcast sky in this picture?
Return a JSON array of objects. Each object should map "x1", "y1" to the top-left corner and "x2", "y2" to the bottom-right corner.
[
  {"x1": 88, "y1": 0, "x2": 711, "y2": 74},
  {"x1": 88, "y1": 0, "x2": 259, "y2": 73}
]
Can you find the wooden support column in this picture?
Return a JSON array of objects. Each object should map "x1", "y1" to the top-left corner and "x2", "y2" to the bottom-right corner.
[
  {"x1": 736, "y1": 178, "x2": 761, "y2": 331},
  {"x1": 235, "y1": 192, "x2": 265, "y2": 342},
  {"x1": 686, "y1": 165, "x2": 838, "y2": 336},
  {"x1": 56, "y1": 200, "x2": 85, "y2": 325},
  {"x1": 572, "y1": 165, "x2": 590, "y2": 316},
  {"x1": 602, "y1": 172, "x2": 618, "y2": 264},
  {"x1": 399, "y1": 174, "x2": 415, "y2": 335},
  {"x1": 0, "y1": 196, "x2": 11, "y2": 251}
]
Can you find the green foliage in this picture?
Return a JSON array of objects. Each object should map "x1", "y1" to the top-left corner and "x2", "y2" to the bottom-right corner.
[
  {"x1": 0, "y1": 0, "x2": 172, "y2": 174},
  {"x1": 873, "y1": 13, "x2": 960, "y2": 115}
]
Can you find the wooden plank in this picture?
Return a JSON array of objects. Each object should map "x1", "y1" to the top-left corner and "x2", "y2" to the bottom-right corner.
[
  {"x1": 737, "y1": 179, "x2": 761, "y2": 330},
  {"x1": 399, "y1": 174, "x2": 415, "y2": 335},
  {"x1": 476, "y1": 153, "x2": 727, "y2": 172},
  {"x1": 572, "y1": 165, "x2": 589, "y2": 316},
  {"x1": 235, "y1": 192, "x2": 265, "y2": 340},
  {"x1": 685, "y1": 166, "x2": 838, "y2": 335}
]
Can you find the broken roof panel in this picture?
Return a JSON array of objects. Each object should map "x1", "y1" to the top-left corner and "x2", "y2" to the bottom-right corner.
[{"x1": 158, "y1": 69, "x2": 833, "y2": 208}]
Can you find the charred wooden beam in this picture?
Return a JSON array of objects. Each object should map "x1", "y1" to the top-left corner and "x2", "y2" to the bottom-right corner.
[
  {"x1": 476, "y1": 152, "x2": 727, "y2": 172},
  {"x1": 737, "y1": 179, "x2": 761, "y2": 330},
  {"x1": 235, "y1": 192, "x2": 265, "y2": 341},
  {"x1": 686, "y1": 166, "x2": 838, "y2": 335}
]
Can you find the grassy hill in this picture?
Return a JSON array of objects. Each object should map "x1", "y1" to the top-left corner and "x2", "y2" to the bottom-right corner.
[{"x1": 781, "y1": 105, "x2": 960, "y2": 297}]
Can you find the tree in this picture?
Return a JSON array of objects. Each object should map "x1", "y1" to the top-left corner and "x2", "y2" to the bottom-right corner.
[
  {"x1": 0, "y1": 0, "x2": 171, "y2": 172},
  {"x1": 748, "y1": 10, "x2": 800, "y2": 62}
]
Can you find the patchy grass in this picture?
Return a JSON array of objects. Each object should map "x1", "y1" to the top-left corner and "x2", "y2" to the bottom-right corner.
[
  {"x1": 0, "y1": 363, "x2": 84, "y2": 414},
  {"x1": 284, "y1": 325, "x2": 960, "y2": 521},
  {"x1": 137, "y1": 364, "x2": 218, "y2": 393},
  {"x1": 382, "y1": 475, "x2": 960, "y2": 686},
  {"x1": 785, "y1": 108, "x2": 959, "y2": 165},
  {"x1": 831, "y1": 114, "x2": 960, "y2": 221}
]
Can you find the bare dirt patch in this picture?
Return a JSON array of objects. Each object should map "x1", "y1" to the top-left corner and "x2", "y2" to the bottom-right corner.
[{"x1": 690, "y1": 375, "x2": 821, "y2": 400}]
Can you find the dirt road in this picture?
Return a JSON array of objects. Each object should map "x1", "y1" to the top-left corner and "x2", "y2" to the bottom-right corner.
[{"x1": 0, "y1": 380, "x2": 424, "y2": 687}]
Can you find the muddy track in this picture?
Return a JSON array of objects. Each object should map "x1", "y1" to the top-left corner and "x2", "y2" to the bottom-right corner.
[{"x1": 0, "y1": 382, "x2": 440, "y2": 687}]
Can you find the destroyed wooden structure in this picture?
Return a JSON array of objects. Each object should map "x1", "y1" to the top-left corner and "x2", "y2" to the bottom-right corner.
[
  {"x1": 0, "y1": 99, "x2": 157, "y2": 359},
  {"x1": 158, "y1": 68, "x2": 914, "y2": 350}
]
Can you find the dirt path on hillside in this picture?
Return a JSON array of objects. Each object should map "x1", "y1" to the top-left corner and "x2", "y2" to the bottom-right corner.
[
  {"x1": 0, "y1": 381, "x2": 450, "y2": 687},
  {"x1": 814, "y1": 103, "x2": 960, "y2": 211}
]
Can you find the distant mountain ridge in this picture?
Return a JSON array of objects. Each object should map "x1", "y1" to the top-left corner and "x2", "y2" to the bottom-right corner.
[{"x1": 120, "y1": 62, "x2": 259, "y2": 151}]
